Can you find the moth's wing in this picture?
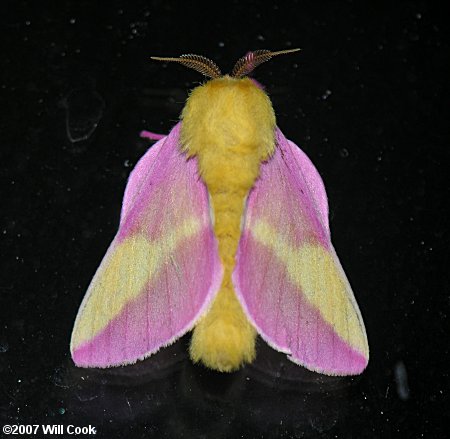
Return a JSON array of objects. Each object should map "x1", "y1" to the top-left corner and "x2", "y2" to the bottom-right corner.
[
  {"x1": 71, "y1": 123, "x2": 222, "y2": 368},
  {"x1": 233, "y1": 128, "x2": 369, "y2": 376}
]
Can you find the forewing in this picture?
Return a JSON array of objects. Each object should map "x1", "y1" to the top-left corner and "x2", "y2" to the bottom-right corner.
[
  {"x1": 71, "y1": 123, "x2": 222, "y2": 367},
  {"x1": 233, "y1": 129, "x2": 369, "y2": 376}
]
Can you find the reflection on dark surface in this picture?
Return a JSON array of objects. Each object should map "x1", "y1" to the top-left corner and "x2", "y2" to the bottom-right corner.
[
  {"x1": 62, "y1": 88, "x2": 105, "y2": 143},
  {"x1": 56, "y1": 337, "x2": 358, "y2": 437},
  {"x1": 393, "y1": 361, "x2": 410, "y2": 402}
]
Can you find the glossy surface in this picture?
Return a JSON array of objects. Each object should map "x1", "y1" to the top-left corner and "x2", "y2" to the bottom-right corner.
[{"x1": 1, "y1": 1, "x2": 447, "y2": 437}]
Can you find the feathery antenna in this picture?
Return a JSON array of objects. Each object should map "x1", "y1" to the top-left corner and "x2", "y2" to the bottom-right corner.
[
  {"x1": 151, "y1": 54, "x2": 222, "y2": 79},
  {"x1": 151, "y1": 49, "x2": 300, "y2": 79},
  {"x1": 230, "y1": 48, "x2": 300, "y2": 78}
]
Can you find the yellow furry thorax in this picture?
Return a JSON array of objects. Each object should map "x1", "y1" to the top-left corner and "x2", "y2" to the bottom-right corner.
[
  {"x1": 180, "y1": 76, "x2": 277, "y2": 372},
  {"x1": 180, "y1": 75, "x2": 276, "y2": 165}
]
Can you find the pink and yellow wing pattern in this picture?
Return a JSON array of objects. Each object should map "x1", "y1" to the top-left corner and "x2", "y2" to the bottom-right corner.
[
  {"x1": 71, "y1": 123, "x2": 222, "y2": 367},
  {"x1": 233, "y1": 129, "x2": 369, "y2": 376}
]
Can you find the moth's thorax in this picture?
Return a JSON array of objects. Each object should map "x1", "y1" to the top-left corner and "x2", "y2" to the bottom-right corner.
[{"x1": 180, "y1": 76, "x2": 276, "y2": 190}]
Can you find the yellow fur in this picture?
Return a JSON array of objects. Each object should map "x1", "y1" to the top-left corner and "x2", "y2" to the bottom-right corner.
[{"x1": 180, "y1": 76, "x2": 276, "y2": 371}]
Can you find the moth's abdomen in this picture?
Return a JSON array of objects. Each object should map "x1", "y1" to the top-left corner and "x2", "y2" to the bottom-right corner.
[
  {"x1": 189, "y1": 146, "x2": 261, "y2": 372},
  {"x1": 182, "y1": 76, "x2": 276, "y2": 371},
  {"x1": 189, "y1": 188, "x2": 257, "y2": 371}
]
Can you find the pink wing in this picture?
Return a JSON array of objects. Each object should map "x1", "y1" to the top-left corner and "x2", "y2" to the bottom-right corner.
[
  {"x1": 71, "y1": 123, "x2": 222, "y2": 368},
  {"x1": 233, "y1": 128, "x2": 369, "y2": 376}
]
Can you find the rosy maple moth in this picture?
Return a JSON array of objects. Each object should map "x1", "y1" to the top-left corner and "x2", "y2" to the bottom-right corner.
[{"x1": 70, "y1": 49, "x2": 369, "y2": 376}]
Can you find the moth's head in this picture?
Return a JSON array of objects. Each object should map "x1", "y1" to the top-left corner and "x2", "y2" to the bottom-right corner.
[
  {"x1": 151, "y1": 49, "x2": 300, "y2": 109},
  {"x1": 151, "y1": 49, "x2": 300, "y2": 159}
]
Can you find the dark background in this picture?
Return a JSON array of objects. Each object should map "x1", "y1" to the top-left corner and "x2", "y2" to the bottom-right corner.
[{"x1": 1, "y1": 1, "x2": 448, "y2": 438}]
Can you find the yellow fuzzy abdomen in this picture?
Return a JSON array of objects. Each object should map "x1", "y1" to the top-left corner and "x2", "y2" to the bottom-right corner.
[{"x1": 180, "y1": 76, "x2": 276, "y2": 371}]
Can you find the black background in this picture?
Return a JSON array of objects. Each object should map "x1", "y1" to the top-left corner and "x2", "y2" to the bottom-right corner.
[{"x1": 1, "y1": 1, "x2": 448, "y2": 438}]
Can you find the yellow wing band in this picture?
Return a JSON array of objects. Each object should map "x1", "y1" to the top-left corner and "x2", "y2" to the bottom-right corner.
[
  {"x1": 72, "y1": 217, "x2": 202, "y2": 349},
  {"x1": 252, "y1": 220, "x2": 368, "y2": 357}
]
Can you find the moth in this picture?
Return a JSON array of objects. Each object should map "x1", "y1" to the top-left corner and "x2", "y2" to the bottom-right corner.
[{"x1": 70, "y1": 49, "x2": 369, "y2": 375}]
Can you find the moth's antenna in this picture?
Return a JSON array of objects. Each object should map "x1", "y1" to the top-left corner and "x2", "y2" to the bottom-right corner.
[
  {"x1": 151, "y1": 54, "x2": 222, "y2": 79},
  {"x1": 230, "y1": 48, "x2": 300, "y2": 78}
]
